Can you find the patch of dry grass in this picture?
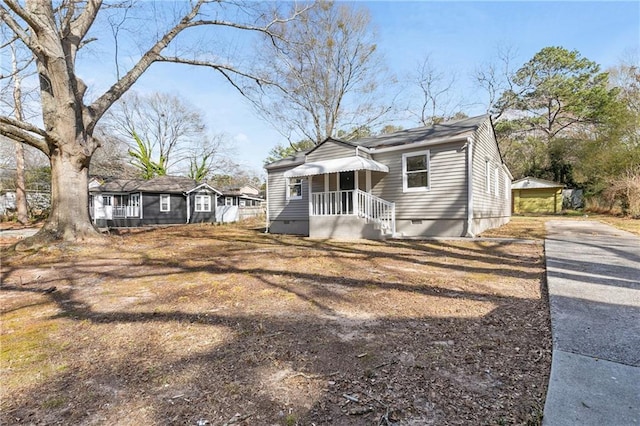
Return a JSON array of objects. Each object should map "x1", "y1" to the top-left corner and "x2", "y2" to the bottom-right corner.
[
  {"x1": 1, "y1": 222, "x2": 550, "y2": 425},
  {"x1": 479, "y1": 213, "x2": 640, "y2": 240}
]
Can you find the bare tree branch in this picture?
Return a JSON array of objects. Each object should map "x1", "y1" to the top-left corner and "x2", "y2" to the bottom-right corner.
[
  {"x1": 0, "y1": 4, "x2": 36, "y2": 52},
  {"x1": 0, "y1": 118, "x2": 49, "y2": 154},
  {"x1": 70, "y1": 0, "x2": 102, "y2": 44}
]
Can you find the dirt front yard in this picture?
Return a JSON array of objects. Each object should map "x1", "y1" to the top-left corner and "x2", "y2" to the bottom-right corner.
[{"x1": 1, "y1": 222, "x2": 550, "y2": 425}]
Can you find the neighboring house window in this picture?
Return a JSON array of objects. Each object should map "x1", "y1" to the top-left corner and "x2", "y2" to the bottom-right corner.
[
  {"x1": 195, "y1": 194, "x2": 211, "y2": 212},
  {"x1": 160, "y1": 194, "x2": 170, "y2": 212},
  {"x1": 287, "y1": 178, "x2": 303, "y2": 200},
  {"x1": 402, "y1": 150, "x2": 430, "y2": 192},
  {"x1": 239, "y1": 199, "x2": 246, "y2": 207},
  {"x1": 225, "y1": 197, "x2": 233, "y2": 206},
  {"x1": 494, "y1": 167, "x2": 499, "y2": 197},
  {"x1": 102, "y1": 195, "x2": 111, "y2": 206},
  {"x1": 485, "y1": 159, "x2": 491, "y2": 193}
]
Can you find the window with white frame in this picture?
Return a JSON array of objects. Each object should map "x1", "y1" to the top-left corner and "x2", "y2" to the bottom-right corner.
[
  {"x1": 225, "y1": 197, "x2": 233, "y2": 206},
  {"x1": 160, "y1": 194, "x2": 170, "y2": 212},
  {"x1": 402, "y1": 150, "x2": 430, "y2": 192},
  {"x1": 286, "y1": 178, "x2": 303, "y2": 200},
  {"x1": 194, "y1": 194, "x2": 211, "y2": 212},
  {"x1": 485, "y1": 159, "x2": 491, "y2": 193}
]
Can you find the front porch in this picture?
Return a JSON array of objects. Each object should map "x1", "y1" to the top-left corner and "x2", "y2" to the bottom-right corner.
[
  {"x1": 309, "y1": 188, "x2": 395, "y2": 238},
  {"x1": 283, "y1": 155, "x2": 395, "y2": 239}
]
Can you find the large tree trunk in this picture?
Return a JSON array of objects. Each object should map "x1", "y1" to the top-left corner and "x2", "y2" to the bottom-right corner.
[
  {"x1": 14, "y1": 142, "x2": 28, "y2": 225},
  {"x1": 17, "y1": 141, "x2": 103, "y2": 250},
  {"x1": 38, "y1": 148, "x2": 99, "y2": 240}
]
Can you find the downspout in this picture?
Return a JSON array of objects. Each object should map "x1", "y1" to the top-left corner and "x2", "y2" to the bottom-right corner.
[
  {"x1": 186, "y1": 192, "x2": 190, "y2": 224},
  {"x1": 466, "y1": 136, "x2": 475, "y2": 237}
]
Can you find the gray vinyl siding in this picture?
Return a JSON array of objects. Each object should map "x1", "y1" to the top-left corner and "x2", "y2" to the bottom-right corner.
[
  {"x1": 307, "y1": 140, "x2": 356, "y2": 162},
  {"x1": 188, "y1": 190, "x2": 216, "y2": 223},
  {"x1": 470, "y1": 121, "x2": 511, "y2": 219},
  {"x1": 142, "y1": 193, "x2": 187, "y2": 224},
  {"x1": 370, "y1": 140, "x2": 468, "y2": 220},
  {"x1": 267, "y1": 167, "x2": 309, "y2": 220}
]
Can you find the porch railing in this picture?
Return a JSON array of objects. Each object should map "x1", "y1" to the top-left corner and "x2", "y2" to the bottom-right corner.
[
  {"x1": 113, "y1": 205, "x2": 140, "y2": 218},
  {"x1": 311, "y1": 189, "x2": 395, "y2": 235},
  {"x1": 356, "y1": 190, "x2": 395, "y2": 235}
]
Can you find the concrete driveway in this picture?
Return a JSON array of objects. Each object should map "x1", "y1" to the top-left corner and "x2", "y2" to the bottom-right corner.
[{"x1": 543, "y1": 220, "x2": 640, "y2": 425}]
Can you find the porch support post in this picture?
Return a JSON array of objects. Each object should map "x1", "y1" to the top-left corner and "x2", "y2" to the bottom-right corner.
[
  {"x1": 324, "y1": 174, "x2": 329, "y2": 215},
  {"x1": 353, "y1": 171, "x2": 359, "y2": 215},
  {"x1": 366, "y1": 170, "x2": 371, "y2": 192},
  {"x1": 308, "y1": 176, "x2": 313, "y2": 216}
]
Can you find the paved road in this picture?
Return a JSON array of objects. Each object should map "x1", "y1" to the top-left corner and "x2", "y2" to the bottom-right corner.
[{"x1": 543, "y1": 220, "x2": 640, "y2": 425}]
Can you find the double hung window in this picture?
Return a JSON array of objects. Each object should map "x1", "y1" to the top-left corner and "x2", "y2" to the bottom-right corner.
[{"x1": 402, "y1": 150, "x2": 430, "y2": 192}]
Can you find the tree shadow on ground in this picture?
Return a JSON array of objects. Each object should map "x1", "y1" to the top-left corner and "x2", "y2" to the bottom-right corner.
[{"x1": 1, "y1": 226, "x2": 550, "y2": 425}]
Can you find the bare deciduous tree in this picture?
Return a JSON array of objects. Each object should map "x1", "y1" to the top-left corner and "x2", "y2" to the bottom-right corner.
[
  {"x1": 248, "y1": 0, "x2": 392, "y2": 144},
  {"x1": 406, "y1": 54, "x2": 465, "y2": 127},
  {"x1": 474, "y1": 45, "x2": 519, "y2": 118},
  {"x1": 0, "y1": 0, "x2": 305, "y2": 244},
  {"x1": 104, "y1": 91, "x2": 206, "y2": 176}
]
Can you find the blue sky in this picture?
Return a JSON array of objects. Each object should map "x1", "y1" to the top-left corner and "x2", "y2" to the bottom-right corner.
[{"x1": 83, "y1": 1, "x2": 640, "y2": 177}]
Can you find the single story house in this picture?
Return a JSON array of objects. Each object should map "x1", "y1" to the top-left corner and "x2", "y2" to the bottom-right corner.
[
  {"x1": 216, "y1": 188, "x2": 265, "y2": 223},
  {"x1": 511, "y1": 177, "x2": 564, "y2": 214},
  {"x1": 89, "y1": 175, "x2": 220, "y2": 228},
  {"x1": 265, "y1": 115, "x2": 512, "y2": 239}
]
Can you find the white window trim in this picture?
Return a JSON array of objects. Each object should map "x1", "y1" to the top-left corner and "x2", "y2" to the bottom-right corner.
[
  {"x1": 494, "y1": 167, "x2": 499, "y2": 197},
  {"x1": 402, "y1": 150, "x2": 430, "y2": 193},
  {"x1": 225, "y1": 197, "x2": 233, "y2": 206},
  {"x1": 160, "y1": 194, "x2": 170, "y2": 212},
  {"x1": 286, "y1": 177, "x2": 303, "y2": 200},
  {"x1": 194, "y1": 194, "x2": 211, "y2": 212}
]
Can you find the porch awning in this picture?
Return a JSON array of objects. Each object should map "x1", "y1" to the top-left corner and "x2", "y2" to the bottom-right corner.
[{"x1": 283, "y1": 156, "x2": 389, "y2": 178}]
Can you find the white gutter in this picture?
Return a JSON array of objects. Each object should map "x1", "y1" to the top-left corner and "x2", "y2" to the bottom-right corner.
[
  {"x1": 466, "y1": 136, "x2": 475, "y2": 237},
  {"x1": 368, "y1": 135, "x2": 469, "y2": 154}
]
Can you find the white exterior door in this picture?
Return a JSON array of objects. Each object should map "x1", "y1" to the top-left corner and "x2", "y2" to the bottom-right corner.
[{"x1": 102, "y1": 195, "x2": 113, "y2": 220}]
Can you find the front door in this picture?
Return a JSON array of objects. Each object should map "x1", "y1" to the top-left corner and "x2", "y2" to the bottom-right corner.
[{"x1": 339, "y1": 171, "x2": 354, "y2": 214}]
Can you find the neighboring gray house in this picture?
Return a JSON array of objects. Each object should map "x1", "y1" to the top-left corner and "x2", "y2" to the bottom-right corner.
[
  {"x1": 89, "y1": 175, "x2": 220, "y2": 228},
  {"x1": 265, "y1": 115, "x2": 512, "y2": 239}
]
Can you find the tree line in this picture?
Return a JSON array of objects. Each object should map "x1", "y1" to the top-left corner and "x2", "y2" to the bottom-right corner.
[{"x1": 1, "y1": 0, "x2": 638, "y2": 243}]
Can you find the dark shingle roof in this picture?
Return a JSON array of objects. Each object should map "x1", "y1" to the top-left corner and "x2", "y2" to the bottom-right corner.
[
  {"x1": 91, "y1": 176, "x2": 198, "y2": 193},
  {"x1": 356, "y1": 115, "x2": 489, "y2": 149},
  {"x1": 264, "y1": 149, "x2": 309, "y2": 170},
  {"x1": 264, "y1": 115, "x2": 490, "y2": 169}
]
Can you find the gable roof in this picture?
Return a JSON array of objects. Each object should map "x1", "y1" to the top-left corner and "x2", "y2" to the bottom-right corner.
[
  {"x1": 90, "y1": 175, "x2": 199, "y2": 193},
  {"x1": 512, "y1": 177, "x2": 564, "y2": 189},
  {"x1": 185, "y1": 182, "x2": 222, "y2": 195},
  {"x1": 264, "y1": 115, "x2": 490, "y2": 170},
  {"x1": 356, "y1": 115, "x2": 489, "y2": 149}
]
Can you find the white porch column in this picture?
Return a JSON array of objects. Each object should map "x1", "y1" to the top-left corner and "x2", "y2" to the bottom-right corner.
[
  {"x1": 324, "y1": 174, "x2": 329, "y2": 215},
  {"x1": 308, "y1": 176, "x2": 313, "y2": 215},
  {"x1": 353, "y1": 170, "x2": 359, "y2": 215},
  {"x1": 366, "y1": 170, "x2": 371, "y2": 192}
]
